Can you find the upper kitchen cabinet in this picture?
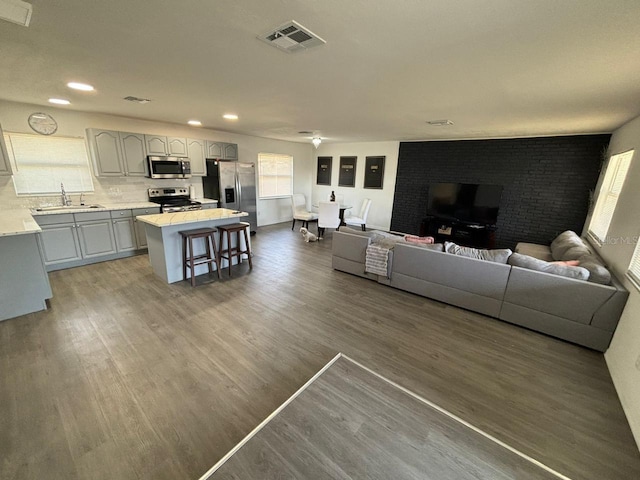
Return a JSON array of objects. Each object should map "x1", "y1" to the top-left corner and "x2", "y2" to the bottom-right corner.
[
  {"x1": 0, "y1": 124, "x2": 12, "y2": 176},
  {"x1": 145, "y1": 135, "x2": 169, "y2": 155},
  {"x1": 187, "y1": 138, "x2": 206, "y2": 176},
  {"x1": 223, "y1": 143, "x2": 238, "y2": 160},
  {"x1": 206, "y1": 141, "x2": 223, "y2": 159},
  {"x1": 206, "y1": 141, "x2": 238, "y2": 160},
  {"x1": 119, "y1": 132, "x2": 147, "y2": 176},
  {"x1": 167, "y1": 137, "x2": 188, "y2": 156},
  {"x1": 87, "y1": 129, "x2": 124, "y2": 176}
]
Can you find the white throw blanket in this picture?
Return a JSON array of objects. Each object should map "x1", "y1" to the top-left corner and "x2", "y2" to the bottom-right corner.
[{"x1": 365, "y1": 244, "x2": 391, "y2": 277}]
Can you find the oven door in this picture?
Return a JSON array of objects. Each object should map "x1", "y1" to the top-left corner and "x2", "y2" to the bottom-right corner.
[{"x1": 148, "y1": 156, "x2": 192, "y2": 179}]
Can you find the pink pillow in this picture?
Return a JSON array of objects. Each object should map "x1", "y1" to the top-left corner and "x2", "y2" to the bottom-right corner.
[
  {"x1": 552, "y1": 260, "x2": 580, "y2": 266},
  {"x1": 404, "y1": 235, "x2": 435, "y2": 245}
]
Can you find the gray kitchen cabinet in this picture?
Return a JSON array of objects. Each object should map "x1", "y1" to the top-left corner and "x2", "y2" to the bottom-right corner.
[
  {"x1": 187, "y1": 138, "x2": 206, "y2": 175},
  {"x1": 76, "y1": 219, "x2": 117, "y2": 258},
  {"x1": 0, "y1": 123, "x2": 12, "y2": 176},
  {"x1": 223, "y1": 143, "x2": 238, "y2": 160},
  {"x1": 88, "y1": 129, "x2": 125, "y2": 176},
  {"x1": 119, "y1": 132, "x2": 147, "y2": 176},
  {"x1": 145, "y1": 135, "x2": 168, "y2": 155},
  {"x1": 113, "y1": 217, "x2": 137, "y2": 252},
  {"x1": 206, "y1": 141, "x2": 224, "y2": 159},
  {"x1": 133, "y1": 207, "x2": 161, "y2": 249},
  {"x1": 168, "y1": 137, "x2": 188, "y2": 156},
  {"x1": 38, "y1": 223, "x2": 83, "y2": 265},
  {"x1": 206, "y1": 141, "x2": 238, "y2": 160}
]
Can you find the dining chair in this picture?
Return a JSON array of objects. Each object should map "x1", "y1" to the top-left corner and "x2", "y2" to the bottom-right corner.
[
  {"x1": 345, "y1": 198, "x2": 372, "y2": 231},
  {"x1": 317, "y1": 201, "x2": 341, "y2": 239},
  {"x1": 290, "y1": 194, "x2": 318, "y2": 230}
]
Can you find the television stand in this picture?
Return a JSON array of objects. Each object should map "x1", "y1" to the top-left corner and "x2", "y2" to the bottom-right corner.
[{"x1": 420, "y1": 216, "x2": 496, "y2": 249}]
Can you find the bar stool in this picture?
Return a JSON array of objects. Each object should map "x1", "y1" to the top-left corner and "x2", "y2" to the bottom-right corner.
[
  {"x1": 178, "y1": 227, "x2": 221, "y2": 287},
  {"x1": 217, "y1": 222, "x2": 252, "y2": 277}
]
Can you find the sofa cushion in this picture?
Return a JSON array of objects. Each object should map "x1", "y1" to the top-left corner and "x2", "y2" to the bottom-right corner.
[
  {"x1": 444, "y1": 242, "x2": 512, "y2": 264},
  {"x1": 578, "y1": 255, "x2": 612, "y2": 285},
  {"x1": 515, "y1": 242, "x2": 554, "y2": 262},
  {"x1": 550, "y1": 231, "x2": 592, "y2": 261},
  {"x1": 508, "y1": 253, "x2": 590, "y2": 280}
]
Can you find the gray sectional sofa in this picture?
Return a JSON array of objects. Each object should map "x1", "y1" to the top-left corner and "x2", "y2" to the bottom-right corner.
[{"x1": 332, "y1": 230, "x2": 629, "y2": 351}]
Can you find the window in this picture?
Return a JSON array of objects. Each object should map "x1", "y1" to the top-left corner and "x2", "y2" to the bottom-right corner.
[
  {"x1": 629, "y1": 241, "x2": 640, "y2": 289},
  {"x1": 4, "y1": 132, "x2": 94, "y2": 195},
  {"x1": 588, "y1": 150, "x2": 633, "y2": 243},
  {"x1": 257, "y1": 153, "x2": 293, "y2": 199}
]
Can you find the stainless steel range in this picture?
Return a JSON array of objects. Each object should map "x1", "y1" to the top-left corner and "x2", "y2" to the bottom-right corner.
[{"x1": 148, "y1": 187, "x2": 202, "y2": 213}]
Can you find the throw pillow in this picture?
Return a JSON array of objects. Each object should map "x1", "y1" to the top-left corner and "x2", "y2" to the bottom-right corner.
[
  {"x1": 444, "y1": 242, "x2": 513, "y2": 264},
  {"x1": 550, "y1": 231, "x2": 592, "y2": 261},
  {"x1": 404, "y1": 235, "x2": 435, "y2": 245},
  {"x1": 578, "y1": 255, "x2": 612, "y2": 285},
  {"x1": 508, "y1": 253, "x2": 590, "y2": 280}
]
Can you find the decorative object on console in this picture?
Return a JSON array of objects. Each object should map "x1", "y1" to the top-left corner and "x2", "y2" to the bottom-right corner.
[
  {"x1": 364, "y1": 156, "x2": 385, "y2": 189},
  {"x1": 338, "y1": 156, "x2": 357, "y2": 187}
]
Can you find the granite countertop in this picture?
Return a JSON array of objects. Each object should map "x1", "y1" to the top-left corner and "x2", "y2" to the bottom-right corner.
[
  {"x1": 0, "y1": 198, "x2": 220, "y2": 236},
  {"x1": 0, "y1": 210, "x2": 42, "y2": 237},
  {"x1": 29, "y1": 198, "x2": 218, "y2": 215},
  {"x1": 137, "y1": 208, "x2": 247, "y2": 227}
]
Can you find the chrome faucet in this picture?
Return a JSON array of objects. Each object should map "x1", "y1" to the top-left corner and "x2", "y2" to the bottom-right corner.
[{"x1": 61, "y1": 183, "x2": 72, "y2": 206}]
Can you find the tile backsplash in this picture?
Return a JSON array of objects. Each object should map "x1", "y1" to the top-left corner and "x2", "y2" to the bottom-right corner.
[{"x1": 0, "y1": 175, "x2": 204, "y2": 210}]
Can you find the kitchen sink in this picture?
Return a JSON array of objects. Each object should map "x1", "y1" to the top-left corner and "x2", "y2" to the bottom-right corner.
[{"x1": 34, "y1": 204, "x2": 105, "y2": 212}]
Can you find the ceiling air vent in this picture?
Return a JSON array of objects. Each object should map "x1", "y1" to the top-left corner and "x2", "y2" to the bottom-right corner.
[
  {"x1": 427, "y1": 119, "x2": 454, "y2": 126},
  {"x1": 123, "y1": 96, "x2": 151, "y2": 104},
  {"x1": 259, "y1": 20, "x2": 326, "y2": 53}
]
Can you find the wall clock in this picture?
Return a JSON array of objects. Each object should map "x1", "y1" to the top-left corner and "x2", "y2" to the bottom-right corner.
[{"x1": 28, "y1": 112, "x2": 58, "y2": 135}]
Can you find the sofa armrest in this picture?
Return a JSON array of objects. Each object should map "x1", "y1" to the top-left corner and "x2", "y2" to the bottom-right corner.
[
  {"x1": 332, "y1": 231, "x2": 371, "y2": 264},
  {"x1": 504, "y1": 267, "x2": 623, "y2": 327}
]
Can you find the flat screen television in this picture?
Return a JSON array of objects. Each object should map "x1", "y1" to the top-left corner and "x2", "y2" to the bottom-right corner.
[{"x1": 427, "y1": 183, "x2": 503, "y2": 225}]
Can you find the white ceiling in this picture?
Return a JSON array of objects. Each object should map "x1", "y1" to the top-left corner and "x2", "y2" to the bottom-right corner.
[{"x1": 2, "y1": 0, "x2": 640, "y2": 144}]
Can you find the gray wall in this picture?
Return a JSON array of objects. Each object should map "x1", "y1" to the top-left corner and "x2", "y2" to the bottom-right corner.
[{"x1": 391, "y1": 135, "x2": 610, "y2": 248}]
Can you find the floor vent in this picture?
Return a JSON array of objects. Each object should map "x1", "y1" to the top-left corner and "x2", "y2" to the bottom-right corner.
[
  {"x1": 123, "y1": 96, "x2": 151, "y2": 104},
  {"x1": 258, "y1": 20, "x2": 326, "y2": 53}
]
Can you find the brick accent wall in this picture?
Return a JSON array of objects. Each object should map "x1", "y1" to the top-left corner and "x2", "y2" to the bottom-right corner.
[{"x1": 391, "y1": 135, "x2": 610, "y2": 249}]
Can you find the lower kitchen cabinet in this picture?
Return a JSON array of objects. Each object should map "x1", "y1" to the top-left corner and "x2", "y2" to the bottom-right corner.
[
  {"x1": 77, "y1": 220, "x2": 117, "y2": 258},
  {"x1": 111, "y1": 210, "x2": 137, "y2": 252},
  {"x1": 34, "y1": 208, "x2": 154, "y2": 271},
  {"x1": 133, "y1": 207, "x2": 161, "y2": 249},
  {"x1": 38, "y1": 223, "x2": 83, "y2": 265}
]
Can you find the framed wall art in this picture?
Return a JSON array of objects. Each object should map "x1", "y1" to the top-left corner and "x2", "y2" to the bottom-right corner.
[
  {"x1": 338, "y1": 156, "x2": 357, "y2": 187},
  {"x1": 316, "y1": 156, "x2": 332, "y2": 185},
  {"x1": 364, "y1": 156, "x2": 385, "y2": 189}
]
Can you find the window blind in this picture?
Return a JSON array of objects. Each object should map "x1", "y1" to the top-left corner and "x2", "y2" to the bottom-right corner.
[
  {"x1": 258, "y1": 153, "x2": 293, "y2": 199},
  {"x1": 4, "y1": 132, "x2": 94, "y2": 195},
  {"x1": 628, "y1": 242, "x2": 640, "y2": 288},
  {"x1": 588, "y1": 150, "x2": 633, "y2": 243}
]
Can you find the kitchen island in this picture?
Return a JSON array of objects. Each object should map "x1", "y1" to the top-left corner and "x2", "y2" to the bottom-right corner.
[
  {"x1": 137, "y1": 208, "x2": 250, "y2": 284},
  {"x1": 0, "y1": 210, "x2": 52, "y2": 321}
]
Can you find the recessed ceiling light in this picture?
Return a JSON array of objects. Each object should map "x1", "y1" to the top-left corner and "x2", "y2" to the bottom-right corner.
[
  {"x1": 426, "y1": 119, "x2": 454, "y2": 126},
  {"x1": 298, "y1": 130, "x2": 313, "y2": 134},
  {"x1": 223, "y1": 114, "x2": 238, "y2": 120},
  {"x1": 48, "y1": 98, "x2": 70, "y2": 105},
  {"x1": 188, "y1": 120, "x2": 202, "y2": 126},
  {"x1": 67, "y1": 82, "x2": 94, "y2": 91}
]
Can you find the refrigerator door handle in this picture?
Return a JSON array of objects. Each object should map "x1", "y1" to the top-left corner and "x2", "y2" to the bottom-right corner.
[{"x1": 236, "y1": 168, "x2": 242, "y2": 211}]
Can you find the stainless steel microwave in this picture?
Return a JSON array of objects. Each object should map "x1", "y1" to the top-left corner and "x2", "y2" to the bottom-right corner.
[{"x1": 147, "y1": 156, "x2": 191, "y2": 179}]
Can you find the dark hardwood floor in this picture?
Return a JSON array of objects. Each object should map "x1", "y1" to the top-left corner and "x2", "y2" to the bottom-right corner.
[{"x1": 1, "y1": 223, "x2": 639, "y2": 479}]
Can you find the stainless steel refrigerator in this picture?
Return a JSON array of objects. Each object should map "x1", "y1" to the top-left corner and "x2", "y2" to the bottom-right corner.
[{"x1": 202, "y1": 159, "x2": 257, "y2": 234}]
